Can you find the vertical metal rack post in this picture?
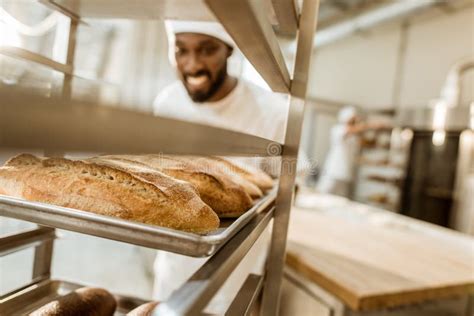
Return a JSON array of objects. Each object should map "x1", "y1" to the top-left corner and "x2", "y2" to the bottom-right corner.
[
  {"x1": 261, "y1": 0, "x2": 320, "y2": 314},
  {"x1": 0, "y1": 0, "x2": 321, "y2": 315},
  {"x1": 0, "y1": 11, "x2": 79, "y2": 304}
]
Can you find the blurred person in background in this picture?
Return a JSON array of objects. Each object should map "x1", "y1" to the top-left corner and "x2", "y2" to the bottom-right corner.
[{"x1": 317, "y1": 106, "x2": 385, "y2": 198}]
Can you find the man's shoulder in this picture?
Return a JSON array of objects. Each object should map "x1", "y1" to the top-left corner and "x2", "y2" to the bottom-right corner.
[
  {"x1": 240, "y1": 80, "x2": 288, "y2": 114},
  {"x1": 243, "y1": 80, "x2": 287, "y2": 107},
  {"x1": 153, "y1": 81, "x2": 187, "y2": 114},
  {"x1": 154, "y1": 81, "x2": 184, "y2": 103}
]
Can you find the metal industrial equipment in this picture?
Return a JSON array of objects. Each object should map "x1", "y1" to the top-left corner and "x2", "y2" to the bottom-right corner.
[
  {"x1": 396, "y1": 56, "x2": 474, "y2": 229},
  {"x1": 0, "y1": 0, "x2": 321, "y2": 315}
]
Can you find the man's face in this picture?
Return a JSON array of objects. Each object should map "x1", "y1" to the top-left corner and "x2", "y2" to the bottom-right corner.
[{"x1": 174, "y1": 33, "x2": 232, "y2": 102}]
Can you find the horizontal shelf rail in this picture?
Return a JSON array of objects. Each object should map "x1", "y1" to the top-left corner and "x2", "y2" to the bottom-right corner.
[
  {"x1": 271, "y1": 0, "x2": 299, "y2": 36},
  {"x1": 155, "y1": 207, "x2": 274, "y2": 315},
  {"x1": 0, "y1": 46, "x2": 73, "y2": 75},
  {"x1": 0, "y1": 227, "x2": 56, "y2": 257},
  {"x1": 225, "y1": 274, "x2": 264, "y2": 316},
  {"x1": 205, "y1": 0, "x2": 291, "y2": 93},
  {"x1": 40, "y1": 0, "x2": 215, "y2": 21},
  {"x1": 0, "y1": 189, "x2": 276, "y2": 257},
  {"x1": 37, "y1": 0, "x2": 291, "y2": 93},
  {"x1": 0, "y1": 91, "x2": 282, "y2": 157}
]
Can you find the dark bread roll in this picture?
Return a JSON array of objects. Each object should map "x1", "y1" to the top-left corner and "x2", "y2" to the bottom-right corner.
[{"x1": 29, "y1": 287, "x2": 116, "y2": 316}]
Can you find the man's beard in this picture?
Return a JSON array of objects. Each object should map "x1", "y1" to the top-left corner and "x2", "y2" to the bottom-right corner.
[{"x1": 184, "y1": 64, "x2": 227, "y2": 103}]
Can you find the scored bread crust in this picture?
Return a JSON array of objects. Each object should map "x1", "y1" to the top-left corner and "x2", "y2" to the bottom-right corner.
[
  {"x1": 29, "y1": 287, "x2": 116, "y2": 316},
  {"x1": 208, "y1": 156, "x2": 274, "y2": 191},
  {"x1": 0, "y1": 154, "x2": 219, "y2": 234},
  {"x1": 178, "y1": 156, "x2": 264, "y2": 199},
  {"x1": 98, "y1": 155, "x2": 255, "y2": 218}
]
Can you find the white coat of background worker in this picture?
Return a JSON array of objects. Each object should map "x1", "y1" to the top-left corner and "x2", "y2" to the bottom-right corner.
[
  {"x1": 152, "y1": 21, "x2": 303, "y2": 313},
  {"x1": 317, "y1": 106, "x2": 386, "y2": 198}
]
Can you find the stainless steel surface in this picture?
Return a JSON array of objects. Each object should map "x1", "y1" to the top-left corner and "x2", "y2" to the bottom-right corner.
[
  {"x1": 284, "y1": 266, "x2": 344, "y2": 313},
  {"x1": 271, "y1": 0, "x2": 298, "y2": 36},
  {"x1": 41, "y1": 0, "x2": 215, "y2": 21},
  {"x1": 0, "y1": 46, "x2": 73, "y2": 75},
  {"x1": 205, "y1": 0, "x2": 291, "y2": 93},
  {"x1": 0, "y1": 279, "x2": 150, "y2": 315},
  {"x1": 0, "y1": 227, "x2": 56, "y2": 257},
  {"x1": 38, "y1": 0, "x2": 82, "y2": 22},
  {"x1": 438, "y1": 56, "x2": 474, "y2": 108},
  {"x1": 4, "y1": 0, "x2": 316, "y2": 314},
  {"x1": 225, "y1": 274, "x2": 263, "y2": 316},
  {"x1": 55, "y1": 16, "x2": 78, "y2": 98},
  {"x1": 261, "y1": 0, "x2": 320, "y2": 315},
  {"x1": 32, "y1": 234, "x2": 54, "y2": 282},
  {"x1": 0, "y1": 91, "x2": 282, "y2": 157},
  {"x1": 395, "y1": 106, "x2": 471, "y2": 131},
  {"x1": 155, "y1": 207, "x2": 275, "y2": 315},
  {"x1": 451, "y1": 130, "x2": 474, "y2": 234},
  {"x1": 0, "y1": 190, "x2": 276, "y2": 257}
]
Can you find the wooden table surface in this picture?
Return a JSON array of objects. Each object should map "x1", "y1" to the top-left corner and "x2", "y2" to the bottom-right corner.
[{"x1": 286, "y1": 192, "x2": 474, "y2": 311}]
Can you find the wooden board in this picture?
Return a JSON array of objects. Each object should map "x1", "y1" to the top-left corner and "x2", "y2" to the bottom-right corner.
[{"x1": 286, "y1": 204, "x2": 474, "y2": 311}]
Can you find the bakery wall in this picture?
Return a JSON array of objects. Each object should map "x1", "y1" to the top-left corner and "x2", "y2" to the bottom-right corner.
[
  {"x1": 302, "y1": 3, "x2": 474, "y2": 167},
  {"x1": 306, "y1": 4, "x2": 474, "y2": 110}
]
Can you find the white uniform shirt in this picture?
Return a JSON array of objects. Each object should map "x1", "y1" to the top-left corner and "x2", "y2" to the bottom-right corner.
[
  {"x1": 153, "y1": 79, "x2": 288, "y2": 143},
  {"x1": 320, "y1": 124, "x2": 359, "y2": 181},
  {"x1": 152, "y1": 79, "x2": 289, "y2": 313}
]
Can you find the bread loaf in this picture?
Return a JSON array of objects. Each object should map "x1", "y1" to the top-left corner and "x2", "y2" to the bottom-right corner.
[
  {"x1": 179, "y1": 156, "x2": 264, "y2": 199},
  {"x1": 127, "y1": 301, "x2": 160, "y2": 316},
  {"x1": 29, "y1": 287, "x2": 116, "y2": 316},
  {"x1": 0, "y1": 154, "x2": 219, "y2": 233},
  {"x1": 97, "y1": 155, "x2": 255, "y2": 217},
  {"x1": 208, "y1": 156, "x2": 274, "y2": 191}
]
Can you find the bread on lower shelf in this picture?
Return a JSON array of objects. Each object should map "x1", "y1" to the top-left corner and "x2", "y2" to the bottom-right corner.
[
  {"x1": 0, "y1": 154, "x2": 219, "y2": 234},
  {"x1": 127, "y1": 301, "x2": 160, "y2": 316},
  {"x1": 29, "y1": 287, "x2": 116, "y2": 316}
]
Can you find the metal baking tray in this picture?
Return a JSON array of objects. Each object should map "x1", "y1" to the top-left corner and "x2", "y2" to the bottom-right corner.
[
  {"x1": 0, "y1": 189, "x2": 276, "y2": 257},
  {"x1": 0, "y1": 279, "x2": 150, "y2": 315}
]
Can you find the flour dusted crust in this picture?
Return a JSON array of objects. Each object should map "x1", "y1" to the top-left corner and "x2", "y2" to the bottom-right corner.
[
  {"x1": 98, "y1": 155, "x2": 255, "y2": 217},
  {"x1": 180, "y1": 156, "x2": 264, "y2": 199},
  {"x1": 0, "y1": 154, "x2": 219, "y2": 234},
  {"x1": 208, "y1": 156, "x2": 274, "y2": 191}
]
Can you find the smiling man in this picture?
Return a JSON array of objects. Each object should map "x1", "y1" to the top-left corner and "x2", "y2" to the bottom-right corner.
[
  {"x1": 152, "y1": 20, "x2": 291, "y2": 314},
  {"x1": 173, "y1": 32, "x2": 236, "y2": 103},
  {"x1": 153, "y1": 20, "x2": 287, "y2": 143}
]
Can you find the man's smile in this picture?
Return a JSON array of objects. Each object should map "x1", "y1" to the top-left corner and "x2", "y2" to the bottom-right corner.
[{"x1": 186, "y1": 74, "x2": 209, "y2": 88}]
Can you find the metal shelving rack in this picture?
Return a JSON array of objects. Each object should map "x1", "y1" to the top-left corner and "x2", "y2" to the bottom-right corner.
[{"x1": 0, "y1": 0, "x2": 320, "y2": 315}]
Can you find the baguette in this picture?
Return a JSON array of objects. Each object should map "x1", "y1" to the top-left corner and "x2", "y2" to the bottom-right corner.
[
  {"x1": 127, "y1": 301, "x2": 160, "y2": 316},
  {"x1": 181, "y1": 156, "x2": 264, "y2": 199},
  {"x1": 0, "y1": 154, "x2": 219, "y2": 234},
  {"x1": 29, "y1": 287, "x2": 116, "y2": 316},
  {"x1": 208, "y1": 156, "x2": 274, "y2": 191},
  {"x1": 98, "y1": 155, "x2": 254, "y2": 217}
]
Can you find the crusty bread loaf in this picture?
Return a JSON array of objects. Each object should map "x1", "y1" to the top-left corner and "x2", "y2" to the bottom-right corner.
[
  {"x1": 180, "y1": 156, "x2": 264, "y2": 199},
  {"x1": 209, "y1": 156, "x2": 274, "y2": 191},
  {"x1": 29, "y1": 287, "x2": 116, "y2": 316},
  {"x1": 0, "y1": 154, "x2": 219, "y2": 234},
  {"x1": 127, "y1": 301, "x2": 160, "y2": 316},
  {"x1": 97, "y1": 155, "x2": 254, "y2": 217}
]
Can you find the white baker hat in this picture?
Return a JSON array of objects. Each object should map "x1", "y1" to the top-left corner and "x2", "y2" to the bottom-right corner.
[
  {"x1": 164, "y1": 20, "x2": 236, "y2": 65},
  {"x1": 338, "y1": 106, "x2": 358, "y2": 123}
]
